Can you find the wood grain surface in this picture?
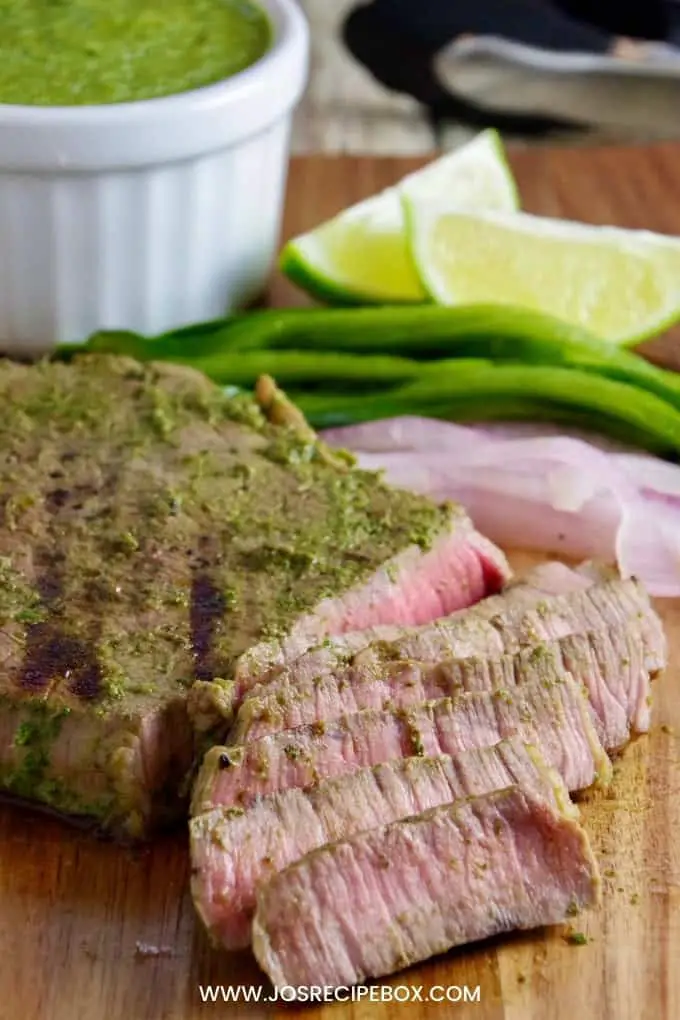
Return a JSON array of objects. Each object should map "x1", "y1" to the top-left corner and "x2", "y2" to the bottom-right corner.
[{"x1": 2, "y1": 143, "x2": 680, "y2": 1020}]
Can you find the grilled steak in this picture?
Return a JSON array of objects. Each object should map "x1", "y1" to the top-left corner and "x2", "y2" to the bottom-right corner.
[
  {"x1": 190, "y1": 738, "x2": 575, "y2": 950},
  {"x1": 252, "y1": 785, "x2": 601, "y2": 990},
  {"x1": 0, "y1": 356, "x2": 508, "y2": 836},
  {"x1": 231, "y1": 626, "x2": 650, "y2": 750},
  {"x1": 192, "y1": 676, "x2": 610, "y2": 815},
  {"x1": 251, "y1": 562, "x2": 665, "y2": 689}
]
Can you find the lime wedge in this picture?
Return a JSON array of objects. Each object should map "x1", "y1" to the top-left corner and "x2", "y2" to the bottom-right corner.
[
  {"x1": 405, "y1": 202, "x2": 680, "y2": 346},
  {"x1": 280, "y1": 129, "x2": 519, "y2": 305}
]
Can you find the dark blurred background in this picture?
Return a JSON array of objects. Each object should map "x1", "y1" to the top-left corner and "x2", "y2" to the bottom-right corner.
[{"x1": 292, "y1": 0, "x2": 680, "y2": 153}]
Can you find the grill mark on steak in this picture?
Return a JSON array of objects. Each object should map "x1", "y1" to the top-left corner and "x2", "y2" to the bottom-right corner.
[
  {"x1": 21, "y1": 626, "x2": 103, "y2": 700},
  {"x1": 45, "y1": 487, "x2": 71, "y2": 512},
  {"x1": 191, "y1": 577, "x2": 226, "y2": 681},
  {"x1": 19, "y1": 489, "x2": 104, "y2": 701},
  {"x1": 190, "y1": 536, "x2": 227, "y2": 682}
]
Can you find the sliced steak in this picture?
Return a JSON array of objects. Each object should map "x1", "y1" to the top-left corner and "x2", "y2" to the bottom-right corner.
[
  {"x1": 190, "y1": 738, "x2": 575, "y2": 950},
  {"x1": 255, "y1": 562, "x2": 665, "y2": 693},
  {"x1": 232, "y1": 626, "x2": 649, "y2": 750},
  {"x1": 0, "y1": 357, "x2": 507, "y2": 836},
  {"x1": 233, "y1": 513, "x2": 508, "y2": 691},
  {"x1": 252, "y1": 785, "x2": 601, "y2": 990},
  {"x1": 252, "y1": 561, "x2": 595, "y2": 686},
  {"x1": 192, "y1": 677, "x2": 610, "y2": 815}
]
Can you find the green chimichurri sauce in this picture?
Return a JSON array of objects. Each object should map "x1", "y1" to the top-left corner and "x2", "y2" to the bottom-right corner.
[{"x1": 0, "y1": 0, "x2": 271, "y2": 106}]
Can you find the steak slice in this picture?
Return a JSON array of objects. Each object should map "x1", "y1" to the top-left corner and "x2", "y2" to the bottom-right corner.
[
  {"x1": 192, "y1": 677, "x2": 610, "y2": 815},
  {"x1": 231, "y1": 626, "x2": 649, "y2": 751},
  {"x1": 190, "y1": 738, "x2": 575, "y2": 950},
  {"x1": 0, "y1": 356, "x2": 507, "y2": 836},
  {"x1": 252, "y1": 785, "x2": 601, "y2": 990},
  {"x1": 233, "y1": 514, "x2": 508, "y2": 692},
  {"x1": 253, "y1": 562, "x2": 665, "y2": 689}
]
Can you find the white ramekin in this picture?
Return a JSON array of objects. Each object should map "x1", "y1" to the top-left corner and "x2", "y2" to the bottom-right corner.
[{"x1": 0, "y1": 0, "x2": 308, "y2": 353}]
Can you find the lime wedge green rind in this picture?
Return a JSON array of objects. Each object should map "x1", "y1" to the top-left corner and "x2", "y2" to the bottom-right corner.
[
  {"x1": 280, "y1": 129, "x2": 520, "y2": 306},
  {"x1": 477, "y1": 127, "x2": 521, "y2": 211},
  {"x1": 278, "y1": 237, "x2": 415, "y2": 307},
  {"x1": 404, "y1": 199, "x2": 680, "y2": 347}
]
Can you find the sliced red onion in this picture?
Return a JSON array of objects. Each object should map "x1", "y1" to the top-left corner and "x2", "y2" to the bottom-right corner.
[
  {"x1": 322, "y1": 417, "x2": 486, "y2": 454},
  {"x1": 617, "y1": 499, "x2": 680, "y2": 597},
  {"x1": 324, "y1": 419, "x2": 680, "y2": 597},
  {"x1": 617, "y1": 454, "x2": 680, "y2": 508}
]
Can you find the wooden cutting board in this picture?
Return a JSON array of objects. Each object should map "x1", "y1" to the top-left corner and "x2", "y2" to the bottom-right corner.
[{"x1": 2, "y1": 144, "x2": 680, "y2": 1020}]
